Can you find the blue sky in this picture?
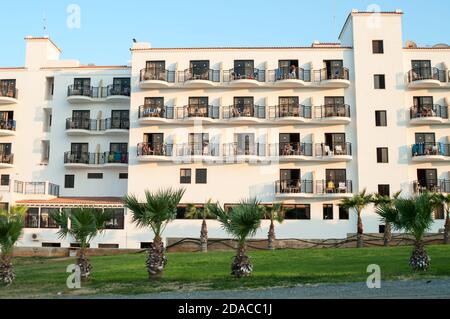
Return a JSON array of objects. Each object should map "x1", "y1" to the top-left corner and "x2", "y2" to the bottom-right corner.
[{"x1": 0, "y1": 0, "x2": 449, "y2": 66}]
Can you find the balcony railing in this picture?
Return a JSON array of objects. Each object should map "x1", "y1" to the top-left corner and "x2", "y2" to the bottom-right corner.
[
  {"x1": 222, "y1": 105, "x2": 266, "y2": 119},
  {"x1": 67, "y1": 85, "x2": 106, "y2": 98},
  {"x1": 0, "y1": 154, "x2": 13, "y2": 164},
  {"x1": 413, "y1": 180, "x2": 450, "y2": 194},
  {"x1": 315, "y1": 104, "x2": 351, "y2": 118},
  {"x1": 0, "y1": 88, "x2": 18, "y2": 99},
  {"x1": 223, "y1": 68, "x2": 265, "y2": 82},
  {"x1": 316, "y1": 180, "x2": 353, "y2": 194},
  {"x1": 178, "y1": 69, "x2": 220, "y2": 83},
  {"x1": 66, "y1": 118, "x2": 98, "y2": 131},
  {"x1": 312, "y1": 67, "x2": 349, "y2": 82},
  {"x1": 275, "y1": 179, "x2": 314, "y2": 194},
  {"x1": 104, "y1": 152, "x2": 129, "y2": 164},
  {"x1": 138, "y1": 105, "x2": 174, "y2": 119},
  {"x1": 412, "y1": 143, "x2": 450, "y2": 157},
  {"x1": 64, "y1": 152, "x2": 128, "y2": 165},
  {"x1": 223, "y1": 143, "x2": 266, "y2": 157},
  {"x1": 269, "y1": 143, "x2": 313, "y2": 157},
  {"x1": 106, "y1": 84, "x2": 131, "y2": 97},
  {"x1": 177, "y1": 105, "x2": 220, "y2": 119},
  {"x1": 410, "y1": 105, "x2": 448, "y2": 119},
  {"x1": 268, "y1": 67, "x2": 311, "y2": 82},
  {"x1": 140, "y1": 68, "x2": 176, "y2": 83},
  {"x1": 137, "y1": 143, "x2": 173, "y2": 157},
  {"x1": 268, "y1": 105, "x2": 312, "y2": 119},
  {"x1": 13, "y1": 181, "x2": 60, "y2": 196},
  {"x1": 104, "y1": 118, "x2": 130, "y2": 130},
  {"x1": 408, "y1": 67, "x2": 446, "y2": 83},
  {"x1": 0, "y1": 119, "x2": 16, "y2": 131},
  {"x1": 176, "y1": 143, "x2": 220, "y2": 157},
  {"x1": 315, "y1": 143, "x2": 352, "y2": 156}
]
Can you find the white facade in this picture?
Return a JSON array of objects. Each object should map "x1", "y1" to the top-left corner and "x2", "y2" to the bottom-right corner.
[{"x1": 0, "y1": 10, "x2": 448, "y2": 248}]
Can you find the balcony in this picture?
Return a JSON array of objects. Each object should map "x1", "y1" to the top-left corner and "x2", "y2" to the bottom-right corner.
[
  {"x1": 223, "y1": 143, "x2": 266, "y2": 163},
  {"x1": 312, "y1": 67, "x2": 350, "y2": 88},
  {"x1": 223, "y1": 68, "x2": 265, "y2": 87},
  {"x1": 0, "y1": 88, "x2": 18, "y2": 104},
  {"x1": 407, "y1": 67, "x2": 446, "y2": 89},
  {"x1": 0, "y1": 120, "x2": 16, "y2": 136},
  {"x1": 176, "y1": 105, "x2": 220, "y2": 123},
  {"x1": 103, "y1": 118, "x2": 130, "y2": 134},
  {"x1": 65, "y1": 118, "x2": 129, "y2": 136},
  {"x1": 138, "y1": 105, "x2": 174, "y2": 124},
  {"x1": 410, "y1": 105, "x2": 449, "y2": 125},
  {"x1": 105, "y1": 84, "x2": 131, "y2": 102},
  {"x1": 175, "y1": 143, "x2": 221, "y2": 163},
  {"x1": 268, "y1": 105, "x2": 312, "y2": 124},
  {"x1": 413, "y1": 180, "x2": 450, "y2": 194},
  {"x1": 222, "y1": 105, "x2": 266, "y2": 124},
  {"x1": 315, "y1": 143, "x2": 353, "y2": 162},
  {"x1": 13, "y1": 181, "x2": 60, "y2": 197},
  {"x1": 67, "y1": 85, "x2": 105, "y2": 103},
  {"x1": 0, "y1": 154, "x2": 14, "y2": 168},
  {"x1": 140, "y1": 68, "x2": 176, "y2": 89},
  {"x1": 137, "y1": 143, "x2": 173, "y2": 162},
  {"x1": 268, "y1": 67, "x2": 311, "y2": 87},
  {"x1": 411, "y1": 143, "x2": 450, "y2": 162},
  {"x1": 178, "y1": 69, "x2": 220, "y2": 88},
  {"x1": 275, "y1": 179, "x2": 353, "y2": 199},
  {"x1": 314, "y1": 104, "x2": 351, "y2": 124},
  {"x1": 269, "y1": 143, "x2": 313, "y2": 162},
  {"x1": 64, "y1": 152, "x2": 128, "y2": 168}
]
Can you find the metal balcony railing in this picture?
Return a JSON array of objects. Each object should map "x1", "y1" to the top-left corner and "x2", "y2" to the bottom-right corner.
[
  {"x1": 223, "y1": 143, "x2": 266, "y2": 157},
  {"x1": 104, "y1": 118, "x2": 130, "y2": 130},
  {"x1": 315, "y1": 143, "x2": 352, "y2": 156},
  {"x1": 312, "y1": 67, "x2": 349, "y2": 82},
  {"x1": 275, "y1": 179, "x2": 314, "y2": 194},
  {"x1": 64, "y1": 152, "x2": 128, "y2": 165},
  {"x1": 140, "y1": 68, "x2": 176, "y2": 83},
  {"x1": 0, "y1": 88, "x2": 18, "y2": 99},
  {"x1": 269, "y1": 143, "x2": 313, "y2": 157},
  {"x1": 138, "y1": 105, "x2": 174, "y2": 119},
  {"x1": 176, "y1": 143, "x2": 220, "y2": 157},
  {"x1": 412, "y1": 143, "x2": 450, "y2": 157},
  {"x1": 268, "y1": 105, "x2": 312, "y2": 119},
  {"x1": 408, "y1": 67, "x2": 446, "y2": 83},
  {"x1": 413, "y1": 180, "x2": 450, "y2": 194},
  {"x1": 0, "y1": 119, "x2": 16, "y2": 131},
  {"x1": 178, "y1": 69, "x2": 221, "y2": 83},
  {"x1": 410, "y1": 104, "x2": 448, "y2": 119},
  {"x1": 137, "y1": 143, "x2": 174, "y2": 157},
  {"x1": 316, "y1": 180, "x2": 353, "y2": 194},
  {"x1": 223, "y1": 68, "x2": 266, "y2": 82},
  {"x1": 66, "y1": 118, "x2": 98, "y2": 131},
  {"x1": 315, "y1": 104, "x2": 351, "y2": 118},
  {"x1": 0, "y1": 154, "x2": 13, "y2": 164},
  {"x1": 106, "y1": 84, "x2": 131, "y2": 97},
  {"x1": 67, "y1": 85, "x2": 106, "y2": 98},
  {"x1": 222, "y1": 105, "x2": 266, "y2": 119},
  {"x1": 268, "y1": 67, "x2": 311, "y2": 82},
  {"x1": 177, "y1": 105, "x2": 220, "y2": 119}
]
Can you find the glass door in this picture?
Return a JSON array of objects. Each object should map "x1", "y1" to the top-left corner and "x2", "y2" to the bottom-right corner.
[
  {"x1": 235, "y1": 133, "x2": 255, "y2": 155},
  {"x1": 71, "y1": 143, "x2": 88, "y2": 163},
  {"x1": 417, "y1": 169, "x2": 438, "y2": 191},
  {"x1": 234, "y1": 60, "x2": 254, "y2": 79},
  {"x1": 111, "y1": 110, "x2": 129, "y2": 129},
  {"x1": 144, "y1": 133, "x2": 164, "y2": 155},
  {"x1": 325, "y1": 60, "x2": 343, "y2": 79},
  {"x1": 189, "y1": 133, "x2": 209, "y2": 155},
  {"x1": 279, "y1": 133, "x2": 300, "y2": 155},
  {"x1": 145, "y1": 61, "x2": 166, "y2": 80},
  {"x1": 190, "y1": 60, "x2": 210, "y2": 80},
  {"x1": 412, "y1": 60, "x2": 431, "y2": 79},
  {"x1": 188, "y1": 97, "x2": 209, "y2": 117},
  {"x1": 234, "y1": 97, "x2": 254, "y2": 117},
  {"x1": 0, "y1": 80, "x2": 16, "y2": 97},
  {"x1": 72, "y1": 110, "x2": 90, "y2": 130},
  {"x1": 279, "y1": 97, "x2": 299, "y2": 117}
]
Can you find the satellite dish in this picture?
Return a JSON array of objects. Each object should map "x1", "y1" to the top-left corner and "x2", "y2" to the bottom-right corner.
[
  {"x1": 433, "y1": 43, "x2": 449, "y2": 48},
  {"x1": 405, "y1": 41, "x2": 417, "y2": 49}
]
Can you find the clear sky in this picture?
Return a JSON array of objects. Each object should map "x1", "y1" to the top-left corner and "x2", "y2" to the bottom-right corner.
[{"x1": 0, "y1": 0, "x2": 449, "y2": 67}]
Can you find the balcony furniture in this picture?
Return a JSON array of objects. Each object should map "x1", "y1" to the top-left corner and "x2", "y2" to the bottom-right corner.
[
  {"x1": 338, "y1": 182, "x2": 347, "y2": 193},
  {"x1": 324, "y1": 145, "x2": 333, "y2": 156},
  {"x1": 326, "y1": 181, "x2": 335, "y2": 193},
  {"x1": 335, "y1": 145, "x2": 344, "y2": 155}
]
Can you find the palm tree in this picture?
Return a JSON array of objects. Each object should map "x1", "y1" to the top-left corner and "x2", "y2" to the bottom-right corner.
[
  {"x1": 340, "y1": 189, "x2": 373, "y2": 248},
  {"x1": 51, "y1": 208, "x2": 112, "y2": 281},
  {"x1": 372, "y1": 191, "x2": 401, "y2": 247},
  {"x1": 431, "y1": 193, "x2": 450, "y2": 244},
  {"x1": 185, "y1": 200, "x2": 214, "y2": 253},
  {"x1": 262, "y1": 203, "x2": 285, "y2": 250},
  {"x1": 123, "y1": 188, "x2": 185, "y2": 279},
  {"x1": 376, "y1": 193, "x2": 434, "y2": 271},
  {"x1": 0, "y1": 206, "x2": 26, "y2": 286},
  {"x1": 208, "y1": 198, "x2": 263, "y2": 278}
]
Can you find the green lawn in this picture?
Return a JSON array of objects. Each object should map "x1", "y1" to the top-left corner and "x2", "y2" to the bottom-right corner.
[{"x1": 2, "y1": 245, "x2": 450, "y2": 298}]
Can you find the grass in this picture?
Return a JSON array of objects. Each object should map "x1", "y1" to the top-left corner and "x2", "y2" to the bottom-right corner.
[{"x1": 1, "y1": 245, "x2": 450, "y2": 298}]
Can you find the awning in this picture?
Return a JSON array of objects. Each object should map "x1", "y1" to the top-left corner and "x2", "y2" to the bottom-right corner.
[{"x1": 16, "y1": 197, "x2": 124, "y2": 208}]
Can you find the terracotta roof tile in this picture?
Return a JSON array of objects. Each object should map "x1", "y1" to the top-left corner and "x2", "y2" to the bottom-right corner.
[{"x1": 16, "y1": 197, "x2": 124, "y2": 207}]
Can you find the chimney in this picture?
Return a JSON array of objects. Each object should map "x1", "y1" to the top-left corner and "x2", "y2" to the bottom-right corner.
[{"x1": 24, "y1": 36, "x2": 61, "y2": 69}]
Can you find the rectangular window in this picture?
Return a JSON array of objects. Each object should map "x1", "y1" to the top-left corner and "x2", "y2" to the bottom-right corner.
[
  {"x1": 284, "y1": 204, "x2": 311, "y2": 220},
  {"x1": 40, "y1": 208, "x2": 59, "y2": 229},
  {"x1": 374, "y1": 75, "x2": 386, "y2": 89},
  {"x1": 375, "y1": 111, "x2": 387, "y2": 127},
  {"x1": 104, "y1": 209, "x2": 125, "y2": 230},
  {"x1": 87, "y1": 173, "x2": 103, "y2": 179},
  {"x1": 0, "y1": 174, "x2": 9, "y2": 186},
  {"x1": 372, "y1": 40, "x2": 384, "y2": 54},
  {"x1": 434, "y1": 205, "x2": 445, "y2": 220},
  {"x1": 98, "y1": 244, "x2": 119, "y2": 249},
  {"x1": 196, "y1": 169, "x2": 207, "y2": 184},
  {"x1": 0, "y1": 203, "x2": 8, "y2": 211},
  {"x1": 377, "y1": 148, "x2": 389, "y2": 163},
  {"x1": 180, "y1": 169, "x2": 192, "y2": 184},
  {"x1": 339, "y1": 205, "x2": 349, "y2": 220},
  {"x1": 65, "y1": 175, "x2": 75, "y2": 188},
  {"x1": 42, "y1": 243, "x2": 61, "y2": 248},
  {"x1": 119, "y1": 173, "x2": 128, "y2": 179},
  {"x1": 25, "y1": 208, "x2": 39, "y2": 228},
  {"x1": 323, "y1": 204, "x2": 334, "y2": 220},
  {"x1": 378, "y1": 185, "x2": 390, "y2": 197}
]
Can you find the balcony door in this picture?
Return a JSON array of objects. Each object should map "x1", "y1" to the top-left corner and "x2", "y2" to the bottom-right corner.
[
  {"x1": 325, "y1": 96, "x2": 345, "y2": 106},
  {"x1": 324, "y1": 60, "x2": 343, "y2": 79},
  {"x1": 0, "y1": 80, "x2": 16, "y2": 96},
  {"x1": 112, "y1": 78, "x2": 131, "y2": 95},
  {"x1": 190, "y1": 60, "x2": 209, "y2": 79},
  {"x1": 234, "y1": 60, "x2": 254, "y2": 78},
  {"x1": 73, "y1": 78, "x2": 91, "y2": 89},
  {"x1": 146, "y1": 61, "x2": 165, "y2": 71},
  {"x1": 71, "y1": 143, "x2": 88, "y2": 160},
  {"x1": 280, "y1": 169, "x2": 301, "y2": 193},
  {"x1": 415, "y1": 133, "x2": 435, "y2": 144},
  {"x1": 412, "y1": 60, "x2": 431, "y2": 78},
  {"x1": 0, "y1": 143, "x2": 11, "y2": 155},
  {"x1": 189, "y1": 133, "x2": 209, "y2": 155},
  {"x1": 326, "y1": 169, "x2": 346, "y2": 184},
  {"x1": 235, "y1": 133, "x2": 255, "y2": 155},
  {"x1": 278, "y1": 60, "x2": 299, "y2": 79},
  {"x1": 279, "y1": 133, "x2": 300, "y2": 155},
  {"x1": 325, "y1": 133, "x2": 345, "y2": 148},
  {"x1": 0, "y1": 111, "x2": 13, "y2": 122},
  {"x1": 144, "y1": 133, "x2": 164, "y2": 155},
  {"x1": 234, "y1": 97, "x2": 254, "y2": 117},
  {"x1": 417, "y1": 169, "x2": 438, "y2": 189},
  {"x1": 72, "y1": 110, "x2": 90, "y2": 130},
  {"x1": 279, "y1": 97, "x2": 299, "y2": 117},
  {"x1": 111, "y1": 110, "x2": 129, "y2": 129},
  {"x1": 188, "y1": 97, "x2": 209, "y2": 117}
]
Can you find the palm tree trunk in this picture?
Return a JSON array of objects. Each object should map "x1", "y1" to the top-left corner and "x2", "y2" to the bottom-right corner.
[
  {"x1": 383, "y1": 223, "x2": 392, "y2": 247},
  {"x1": 268, "y1": 220, "x2": 275, "y2": 250},
  {"x1": 231, "y1": 242, "x2": 253, "y2": 278},
  {"x1": 444, "y1": 215, "x2": 449, "y2": 245},
  {"x1": 77, "y1": 247, "x2": 92, "y2": 281},
  {"x1": 0, "y1": 252, "x2": 15, "y2": 286},
  {"x1": 147, "y1": 236, "x2": 167, "y2": 279},
  {"x1": 200, "y1": 219, "x2": 208, "y2": 253},
  {"x1": 410, "y1": 240, "x2": 430, "y2": 271},
  {"x1": 356, "y1": 211, "x2": 364, "y2": 248}
]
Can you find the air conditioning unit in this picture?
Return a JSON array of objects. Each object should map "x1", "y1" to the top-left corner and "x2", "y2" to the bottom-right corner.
[{"x1": 31, "y1": 233, "x2": 41, "y2": 242}]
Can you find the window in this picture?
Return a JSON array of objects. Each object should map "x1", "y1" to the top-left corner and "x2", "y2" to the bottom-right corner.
[
  {"x1": 25, "y1": 208, "x2": 39, "y2": 228},
  {"x1": 378, "y1": 185, "x2": 390, "y2": 197},
  {"x1": 323, "y1": 205, "x2": 334, "y2": 220},
  {"x1": 1, "y1": 174, "x2": 9, "y2": 186},
  {"x1": 379, "y1": 225, "x2": 386, "y2": 234},
  {"x1": 180, "y1": 169, "x2": 192, "y2": 184},
  {"x1": 372, "y1": 40, "x2": 384, "y2": 54},
  {"x1": 0, "y1": 203, "x2": 8, "y2": 211},
  {"x1": 65, "y1": 175, "x2": 75, "y2": 188},
  {"x1": 339, "y1": 205, "x2": 349, "y2": 220},
  {"x1": 70, "y1": 243, "x2": 91, "y2": 248},
  {"x1": 374, "y1": 75, "x2": 386, "y2": 89},
  {"x1": 42, "y1": 243, "x2": 61, "y2": 248},
  {"x1": 40, "y1": 208, "x2": 59, "y2": 229},
  {"x1": 98, "y1": 244, "x2": 119, "y2": 249},
  {"x1": 196, "y1": 169, "x2": 207, "y2": 184},
  {"x1": 110, "y1": 110, "x2": 130, "y2": 129},
  {"x1": 284, "y1": 204, "x2": 311, "y2": 220},
  {"x1": 377, "y1": 148, "x2": 389, "y2": 163},
  {"x1": 434, "y1": 205, "x2": 445, "y2": 220},
  {"x1": 104, "y1": 209, "x2": 125, "y2": 229},
  {"x1": 375, "y1": 111, "x2": 387, "y2": 127},
  {"x1": 119, "y1": 173, "x2": 128, "y2": 179},
  {"x1": 141, "y1": 242, "x2": 152, "y2": 249},
  {"x1": 0, "y1": 79, "x2": 17, "y2": 98},
  {"x1": 88, "y1": 173, "x2": 103, "y2": 179}
]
